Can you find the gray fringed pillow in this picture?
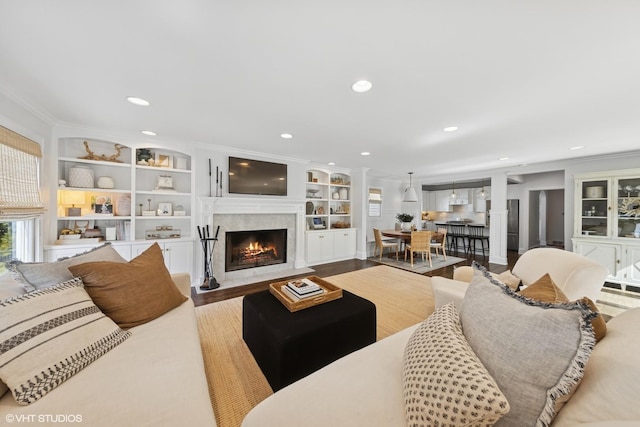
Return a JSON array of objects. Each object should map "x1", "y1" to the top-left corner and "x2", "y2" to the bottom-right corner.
[{"x1": 459, "y1": 262, "x2": 596, "y2": 426}]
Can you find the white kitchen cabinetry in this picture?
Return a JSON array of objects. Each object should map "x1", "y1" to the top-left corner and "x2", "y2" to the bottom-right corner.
[
  {"x1": 422, "y1": 191, "x2": 436, "y2": 211},
  {"x1": 305, "y1": 229, "x2": 356, "y2": 266},
  {"x1": 572, "y1": 168, "x2": 640, "y2": 290},
  {"x1": 474, "y1": 187, "x2": 490, "y2": 213},
  {"x1": 434, "y1": 190, "x2": 453, "y2": 212}
]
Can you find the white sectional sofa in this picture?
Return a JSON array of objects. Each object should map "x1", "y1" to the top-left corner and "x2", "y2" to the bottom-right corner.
[
  {"x1": 0, "y1": 272, "x2": 216, "y2": 426},
  {"x1": 243, "y1": 251, "x2": 639, "y2": 426}
]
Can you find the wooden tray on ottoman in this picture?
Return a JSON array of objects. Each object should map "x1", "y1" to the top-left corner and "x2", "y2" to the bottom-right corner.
[{"x1": 269, "y1": 276, "x2": 343, "y2": 312}]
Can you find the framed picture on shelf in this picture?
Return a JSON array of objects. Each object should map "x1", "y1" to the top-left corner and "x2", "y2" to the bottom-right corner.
[
  {"x1": 93, "y1": 195, "x2": 113, "y2": 215},
  {"x1": 154, "y1": 151, "x2": 173, "y2": 168},
  {"x1": 157, "y1": 202, "x2": 172, "y2": 216}
]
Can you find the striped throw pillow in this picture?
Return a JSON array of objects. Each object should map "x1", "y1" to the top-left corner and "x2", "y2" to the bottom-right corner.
[{"x1": 0, "y1": 278, "x2": 131, "y2": 405}]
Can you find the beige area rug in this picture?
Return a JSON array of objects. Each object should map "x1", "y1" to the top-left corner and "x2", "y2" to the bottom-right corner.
[{"x1": 195, "y1": 265, "x2": 435, "y2": 427}]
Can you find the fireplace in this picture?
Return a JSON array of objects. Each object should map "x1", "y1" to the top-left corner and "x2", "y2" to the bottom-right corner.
[{"x1": 225, "y1": 228, "x2": 287, "y2": 272}]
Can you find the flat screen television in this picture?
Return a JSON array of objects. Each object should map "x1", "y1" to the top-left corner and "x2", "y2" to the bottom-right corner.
[{"x1": 228, "y1": 156, "x2": 287, "y2": 196}]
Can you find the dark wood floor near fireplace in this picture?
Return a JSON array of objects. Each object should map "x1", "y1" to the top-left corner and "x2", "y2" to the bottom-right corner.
[{"x1": 192, "y1": 249, "x2": 520, "y2": 307}]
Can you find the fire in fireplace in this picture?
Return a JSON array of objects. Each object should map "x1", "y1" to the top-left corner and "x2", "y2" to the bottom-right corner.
[{"x1": 225, "y1": 228, "x2": 287, "y2": 272}]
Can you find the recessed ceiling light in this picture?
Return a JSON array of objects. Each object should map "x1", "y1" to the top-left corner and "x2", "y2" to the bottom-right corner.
[
  {"x1": 141, "y1": 130, "x2": 156, "y2": 136},
  {"x1": 361, "y1": 152, "x2": 370, "y2": 156},
  {"x1": 443, "y1": 126, "x2": 459, "y2": 132},
  {"x1": 280, "y1": 133, "x2": 293, "y2": 139},
  {"x1": 352, "y1": 80, "x2": 373, "y2": 93},
  {"x1": 328, "y1": 162, "x2": 335, "y2": 166},
  {"x1": 569, "y1": 145, "x2": 584, "y2": 150},
  {"x1": 498, "y1": 157, "x2": 510, "y2": 161},
  {"x1": 126, "y1": 96, "x2": 150, "y2": 106}
]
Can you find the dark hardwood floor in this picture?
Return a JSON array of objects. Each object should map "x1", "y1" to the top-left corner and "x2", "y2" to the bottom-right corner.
[{"x1": 192, "y1": 249, "x2": 521, "y2": 307}]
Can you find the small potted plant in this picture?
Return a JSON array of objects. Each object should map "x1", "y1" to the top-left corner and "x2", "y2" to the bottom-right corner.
[{"x1": 396, "y1": 213, "x2": 415, "y2": 232}]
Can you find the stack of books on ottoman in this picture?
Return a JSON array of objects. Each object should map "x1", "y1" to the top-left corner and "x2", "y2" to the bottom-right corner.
[{"x1": 282, "y1": 279, "x2": 327, "y2": 301}]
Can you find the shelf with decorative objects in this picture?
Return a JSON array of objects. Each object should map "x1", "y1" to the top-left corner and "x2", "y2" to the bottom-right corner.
[
  {"x1": 572, "y1": 168, "x2": 640, "y2": 290},
  {"x1": 304, "y1": 168, "x2": 355, "y2": 265},
  {"x1": 47, "y1": 138, "x2": 195, "y2": 274}
]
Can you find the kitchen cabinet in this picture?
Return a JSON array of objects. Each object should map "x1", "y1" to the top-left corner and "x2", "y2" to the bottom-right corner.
[
  {"x1": 473, "y1": 187, "x2": 490, "y2": 213},
  {"x1": 572, "y1": 168, "x2": 640, "y2": 290},
  {"x1": 434, "y1": 190, "x2": 453, "y2": 212},
  {"x1": 422, "y1": 191, "x2": 436, "y2": 211}
]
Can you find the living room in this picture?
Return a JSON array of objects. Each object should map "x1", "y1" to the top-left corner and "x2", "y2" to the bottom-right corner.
[{"x1": 2, "y1": 2, "x2": 640, "y2": 426}]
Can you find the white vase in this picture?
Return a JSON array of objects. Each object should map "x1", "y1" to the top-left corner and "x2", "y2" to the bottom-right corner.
[
  {"x1": 339, "y1": 188, "x2": 348, "y2": 200},
  {"x1": 97, "y1": 176, "x2": 115, "y2": 189},
  {"x1": 68, "y1": 166, "x2": 94, "y2": 188},
  {"x1": 401, "y1": 222, "x2": 412, "y2": 232}
]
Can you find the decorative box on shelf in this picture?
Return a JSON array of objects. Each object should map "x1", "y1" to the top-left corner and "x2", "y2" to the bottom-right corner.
[{"x1": 145, "y1": 227, "x2": 181, "y2": 240}]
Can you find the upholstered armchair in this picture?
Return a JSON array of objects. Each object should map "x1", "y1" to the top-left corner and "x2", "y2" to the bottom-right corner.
[{"x1": 431, "y1": 247, "x2": 609, "y2": 308}]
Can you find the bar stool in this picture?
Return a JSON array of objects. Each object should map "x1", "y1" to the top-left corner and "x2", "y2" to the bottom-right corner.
[
  {"x1": 467, "y1": 224, "x2": 489, "y2": 259},
  {"x1": 448, "y1": 223, "x2": 468, "y2": 255}
]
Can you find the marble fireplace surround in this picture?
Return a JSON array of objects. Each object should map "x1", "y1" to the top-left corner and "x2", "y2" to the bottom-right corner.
[{"x1": 199, "y1": 197, "x2": 309, "y2": 288}]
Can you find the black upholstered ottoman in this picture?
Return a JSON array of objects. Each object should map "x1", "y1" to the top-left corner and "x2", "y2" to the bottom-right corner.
[{"x1": 242, "y1": 288, "x2": 376, "y2": 391}]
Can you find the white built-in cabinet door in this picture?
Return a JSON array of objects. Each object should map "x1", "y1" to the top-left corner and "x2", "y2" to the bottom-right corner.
[
  {"x1": 130, "y1": 241, "x2": 192, "y2": 274},
  {"x1": 574, "y1": 241, "x2": 622, "y2": 279},
  {"x1": 306, "y1": 232, "x2": 335, "y2": 265},
  {"x1": 333, "y1": 229, "x2": 356, "y2": 259}
]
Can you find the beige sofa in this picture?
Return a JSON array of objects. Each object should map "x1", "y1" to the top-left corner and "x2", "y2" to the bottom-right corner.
[
  {"x1": 0, "y1": 273, "x2": 217, "y2": 426},
  {"x1": 431, "y1": 247, "x2": 609, "y2": 309},
  {"x1": 243, "y1": 250, "x2": 639, "y2": 426}
]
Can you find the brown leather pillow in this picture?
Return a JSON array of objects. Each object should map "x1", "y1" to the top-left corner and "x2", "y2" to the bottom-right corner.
[
  {"x1": 519, "y1": 273, "x2": 568, "y2": 303},
  {"x1": 68, "y1": 243, "x2": 187, "y2": 328},
  {"x1": 519, "y1": 274, "x2": 606, "y2": 342}
]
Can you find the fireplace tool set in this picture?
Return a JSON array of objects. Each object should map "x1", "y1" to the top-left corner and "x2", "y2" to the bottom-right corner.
[{"x1": 197, "y1": 224, "x2": 220, "y2": 290}]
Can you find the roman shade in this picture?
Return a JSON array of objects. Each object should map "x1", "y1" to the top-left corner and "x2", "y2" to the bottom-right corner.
[{"x1": 0, "y1": 125, "x2": 44, "y2": 218}]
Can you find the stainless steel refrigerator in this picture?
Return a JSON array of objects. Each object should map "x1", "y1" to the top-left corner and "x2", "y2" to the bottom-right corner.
[
  {"x1": 485, "y1": 199, "x2": 519, "y2": 251},
  {"x1": 507, "y1": 199, "x2": 519, "y2": 251}
]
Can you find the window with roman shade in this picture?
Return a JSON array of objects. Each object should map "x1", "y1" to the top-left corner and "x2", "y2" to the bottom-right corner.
[
  {"x1": 0, "y1": 125, "x2": 44, "y2": 218},
  {"x1": 369, "y1": 187, "x2": 382, "y2": 217}
]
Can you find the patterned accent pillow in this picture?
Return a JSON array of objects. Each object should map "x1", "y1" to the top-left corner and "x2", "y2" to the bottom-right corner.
[
  {"x1": 8, "y1": 243, "x2": 126, "y2": 292},
  {"x1": 0, "y1": 278, "x2": 131, "y2": 405},
  {"x1": 459, "y1": 262, "x2": 596, "y2": 426},
  {"x1": 402, "y1": 302, "x2": 510, "y2": 426}
]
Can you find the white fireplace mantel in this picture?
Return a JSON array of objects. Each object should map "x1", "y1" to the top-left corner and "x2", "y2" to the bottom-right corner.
[{"x1": 198, "y1": 197, "x2": 307, "y2": 286}]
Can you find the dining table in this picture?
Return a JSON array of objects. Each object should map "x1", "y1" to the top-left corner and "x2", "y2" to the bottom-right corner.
[{"x1": 380, "y1": 229, "x2": 443, "y2": 253}]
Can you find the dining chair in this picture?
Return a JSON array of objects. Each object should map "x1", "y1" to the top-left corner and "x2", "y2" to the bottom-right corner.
[
  {"x1": 373, "y1": 228, "x2": 398, "y2": 261},
  {"x1": 404, "y1": 230, "x2": 432, "y2": 267},
  {"x1": 467, "y1": 224, "x2": 489, "y2": 259},
  {"x1": 431, "y1": 227, "x2": 447, "y2": 261}
]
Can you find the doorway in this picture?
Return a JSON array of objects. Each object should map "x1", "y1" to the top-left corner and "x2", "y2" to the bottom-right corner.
[{"x1": 528, "y1": 189, "x2": 564, "y2": 249}]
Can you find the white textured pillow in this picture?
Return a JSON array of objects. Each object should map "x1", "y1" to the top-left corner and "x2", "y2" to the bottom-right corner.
[
  {"x1": 0, "y1": 278, "x2": 131, "y2": 405},
  {"x1": 403, "y1": 302, "x2": 510, "y2": 426},
  {"x1": 459, "y1": 263, "x2": 595, "y2": 427},
  {"x1": 8, "y1": 243, "x2": 126, "y2": 292}
]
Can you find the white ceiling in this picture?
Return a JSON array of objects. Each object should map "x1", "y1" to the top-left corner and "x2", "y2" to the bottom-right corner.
[{"x1": 1, "y1": 1, "x2": 639, "y2": 180}]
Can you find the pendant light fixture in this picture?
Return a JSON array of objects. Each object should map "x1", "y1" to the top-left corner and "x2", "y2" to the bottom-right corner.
[
  {"x1": 478, "y1": 178, "x2": 488, "y2": 199},
  {"x1": 450, "y1": 181, "x2": 457, "y2": 199},
  {"x1": 403, "y1": 172, "x2": 418, "y2": 202}
]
